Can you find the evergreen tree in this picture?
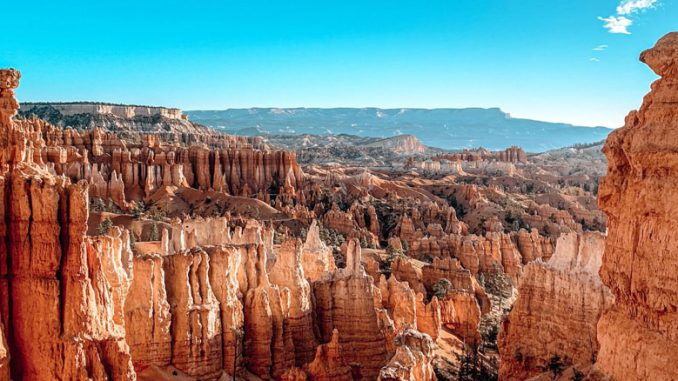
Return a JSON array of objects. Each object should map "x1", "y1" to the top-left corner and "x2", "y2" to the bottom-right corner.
[
  {"x1": 149, "y1": 221, "x2": 160, "y2": 241},
  {"x1": 97, "y1": 217, "x2": 113, "y2": 235},
  {"x1": 546, "y1": 354, "x2": 565, "y2": 381}
]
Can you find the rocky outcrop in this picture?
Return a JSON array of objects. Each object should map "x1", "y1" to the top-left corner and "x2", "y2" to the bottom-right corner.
[
  {"x1": 269, "y1": 239, "x2": 318, "y2": 366},
  {"x1": 595, "y1": 32, "x2": 678, "y2": 381},
  {"x1": 498, "y1": 232, "x2": 613, "y2": 381},
  {"x1": 378, "y1": 329, "x2": 435, "y2": 381},
  {"x1": 380, "y1": 275, "x2": 417, "y2": 332},
  {"x1": 1, "y1": 175, "x2": 136, "y2": 380},
  {"x1": 124, "y1": 254, "x2": 172, "y2": 370},
  {"x1": 0, "y1": 69, "x2": 136, "y2": 380},
  {"x1": 401, "y1": 216, "x2": 554, "y2": 283},
  {"x1": 164, "y1": 249, "x2": 223, "y2": 379},
  {"x1": 415, "y1": 294, "x2": 441, "y2": 341},
  {"x1": 301, "y1": 220, "x2": 336, "y2": 282},
  {"x1": 303, "y1": 329, "x2": 354, "y2": 381},
  {"x1": 18, "y1": 118, "x2": 302, "y2": 209},
  {"x1": 439, "y1": 290, "x2": 482, "y2": 344},
  {"x1": 313, "y1": 239, "x2": 390, "y2": 379},
  {"x1": 362, "y1": 135, "x2": 428, "y2": 155}
]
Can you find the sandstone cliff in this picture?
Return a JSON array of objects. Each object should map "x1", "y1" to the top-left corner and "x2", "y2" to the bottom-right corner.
[
  {"x1": 498, "y1": 232, "x2": 613, "y2": 380},
  {"x1": 595, "y1": 32, "x2": 678, "y2": 381}
]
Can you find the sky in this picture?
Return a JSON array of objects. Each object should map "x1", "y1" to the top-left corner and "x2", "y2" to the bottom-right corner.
[{"x1": 1, "y1": 0, "x2": 676, "y2": 128}]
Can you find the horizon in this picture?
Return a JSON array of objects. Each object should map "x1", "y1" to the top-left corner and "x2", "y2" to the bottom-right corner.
[
  {"x1": 3, "y1": 1, "x2": 676, "y2": 128},
  {"x1": 17, "y1": 101, "x2": 614, "y2": 128}
]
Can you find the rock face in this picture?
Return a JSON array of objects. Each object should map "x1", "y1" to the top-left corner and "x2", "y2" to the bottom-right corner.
[
  {"x1": 0, "y1": 68, "x2": 136, "y2": 380},
  {"x1": 124, "y1": 254, "x2": 172, "y2": 369},
  {"x1": 378, "y1": 330, "x2": 435, "y2": 381},
  {"x1": 595, "y1": 32, "x2": 678, "y2": 381},
  {"x1": 361, "y1": 135, "x2": 428, "y2": 154},
  {"x1": 301, "y1": 220, "x2": 336, "y2": 282},
  {"x1": 313, "y1": 240, "x2": 391, "y2": 379},
  {"x1": 498, "y1": 232, "x2": 613, "y2": 381},
  {"x1": 11, "y1": 113, "x2": 302, "y2": 210},
  {"x1": 303, "y1": 329, "x2": 353, "y2": 381}
]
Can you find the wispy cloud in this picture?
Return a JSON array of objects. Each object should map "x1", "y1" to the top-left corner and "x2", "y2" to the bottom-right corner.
[
  {"x1": 590, "y1": 58, "x2": 601, "y2": 62},
  {"x1": 593, "y1": 44, "x2": 608, "y2": 51},
  {"x1": 599, "y1": 0, "x2": 658, "y2": 34},
  {"x1": 616, "y1": 0, "x2": 657, "y2": 15},
  {"x1": 598, "y1": 16, "x2": 632, "y2": 34}
]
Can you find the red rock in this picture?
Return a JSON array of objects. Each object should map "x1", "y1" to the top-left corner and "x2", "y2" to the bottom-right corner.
[
  {"x1": 595, "y1": 32, "x2": 678, "y2": 381},
  {"x1": 313, "y1": 239, "x2": 390, "y2": 379},
  {"x1": 498, "y1": 232, "x2": 613, "y2": 380},
  {"x1": 378, "y1": 329, "x2": 436, "y2": 381},
  {"x1": 303, "y1": 329, "x2": 353, "y2": 381}
]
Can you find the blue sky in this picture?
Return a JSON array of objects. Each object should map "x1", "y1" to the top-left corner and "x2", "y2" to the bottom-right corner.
[{"x1": 2, "y1": 0, "x2": 676, "y2": 127}]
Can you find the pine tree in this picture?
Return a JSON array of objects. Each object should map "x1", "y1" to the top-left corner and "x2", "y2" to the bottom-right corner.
[
  {"x1": 97, "y1": 217, "x2": 113, "y2": 235},
  {"x1": 149, "y1": 221, "x2": 160, "y2": 241}
]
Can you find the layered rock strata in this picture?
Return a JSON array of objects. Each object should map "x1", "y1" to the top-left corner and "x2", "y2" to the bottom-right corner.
[
  {"x1": 498, "y1": 232, "x2": 613, "y2": 380},
  {"x1": 595, "y1": 32, "x2": 678, "y2": 381}
]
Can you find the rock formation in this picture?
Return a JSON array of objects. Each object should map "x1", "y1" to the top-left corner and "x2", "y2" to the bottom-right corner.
[
  {"x1": 0, "y1": 68, "x2": 136, "y2": 380},
  {"x1": 0, "y1": 61, "x2": 615, "y2": 381},
  {"x1": 498, "y1": 232, "x2": 613, "y2": 380},
  {"x1": 303, "y1": 329, "x2": 354, "y2": 381},
  {"x1": 595, "y1": 32, "x2": 678, "y2": 381},
  {"x1": 313, "y1": 239, "x2": 391, "y2": 379},
  {"x1": 378, "y1": 330, "x2": 435, "y2": 381}
]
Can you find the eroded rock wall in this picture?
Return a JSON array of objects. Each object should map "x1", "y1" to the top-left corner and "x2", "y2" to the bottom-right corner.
[
  {"x1": 498, "y1": 232, "x2": 613, "y2": 381},
  {"x1": 595, "y1": 32, "x2": 678, "y2": 381}
]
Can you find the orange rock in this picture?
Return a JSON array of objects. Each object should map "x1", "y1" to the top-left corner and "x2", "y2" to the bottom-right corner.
[
  {"x1": 595, "y1": 32, "x2": 678, "y2": 381},
  {"x1": 415, "y1": 293, "x2": 441, "y2": 341},
  {"x1": 498, "y1": 232, "x2": 613, "y2": 381},
  {"x1": 313, "y1": 239, "x2": 390, "y2": 379},
  {"x1": 301, "y1": 220, "x2": 336, "y2": 281},
  {"x1": 269, "y1": 239, "x2": 318, "y2": 366},
  {"x1": 378, "y1": 329, "x2": 436, "y2": 381},
  {"x1": 303, "y1": 329, "x2": 354, "y2": 381}
]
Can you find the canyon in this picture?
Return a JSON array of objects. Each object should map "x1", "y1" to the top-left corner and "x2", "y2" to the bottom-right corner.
[{"x1": 0, "y1": 31, "x2": 675, "y2": 381}]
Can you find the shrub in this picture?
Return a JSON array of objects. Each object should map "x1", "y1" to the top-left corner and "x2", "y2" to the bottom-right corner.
[
  {"x1": 97, "y1": 217, "x2": 113, "y2": 235},
  {"x1": 432, "y1": 278, "x2": 453, "y2": 300},
  {"x1": 545, "y1": 354, "x2": 565, "y2": 381}
]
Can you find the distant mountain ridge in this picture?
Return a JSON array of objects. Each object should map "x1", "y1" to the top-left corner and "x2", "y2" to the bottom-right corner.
[
  {"x1": 186, "y1": 107, "x2": 612, "y2": 152},
  {"x1": 19, "y1": 102, "x2": 211, "y2": 134}
]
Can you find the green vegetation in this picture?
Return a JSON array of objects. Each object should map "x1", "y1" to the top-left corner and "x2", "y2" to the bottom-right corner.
[
  {"x1": 273, "y1": 225, "x2": 287, "y2": 245},
  {"x1": 545, "y1": 354, "x2": 565, "y2": 381},
  {"x1": 456, "y1": 343, "x2": 498, "y2": 381},
  {"x1": 380, "y1": 242, "x2": 405, "y2": 276},
  {"x1": 149, "y1": 221, "x2": 160, "y2": 241},
  {"x1": 131, "y1": 201, "x2": 146, "y2": 219},
  {"x1": 97, "y1": 217, "x2": 113, "y2": 235},
  {"x1": 562, "y1": 139, "x2": 606, "y2": 150},
  {"x1": 482, "y1": 263, "x2": 513, "y2": 298},
  {"x1": 432, "y1": 278, "x2": 453, "y2": 300},
  {"x1": 318, "y1": 225, "x2": 346, "y2": 248}
]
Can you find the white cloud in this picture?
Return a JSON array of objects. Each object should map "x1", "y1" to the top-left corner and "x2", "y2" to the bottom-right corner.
[
  {"x1": 598, "y1": 16, "x2": 632, "y2": 34},
  {"x1": 590, "y1": 58, "x2": 601, "y2": 62},
  {"x1": 593, "y1": 44, "x2": 608, "y2": 51},
  {"x1": 599, "y1": 0, "x2": 658, "y2": 34},
  {"x1": 616, "y1": 0, "x2": 657, "y2": 15}
]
